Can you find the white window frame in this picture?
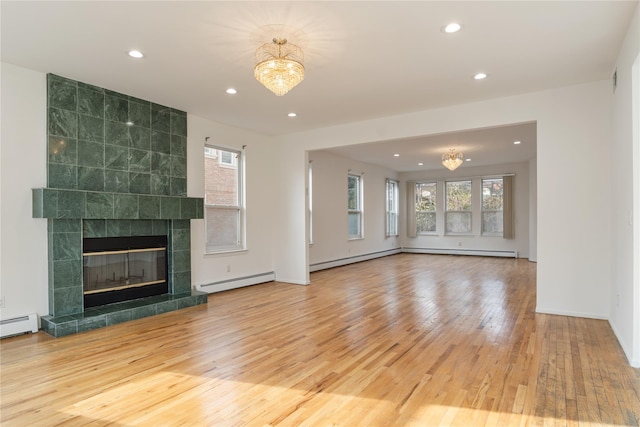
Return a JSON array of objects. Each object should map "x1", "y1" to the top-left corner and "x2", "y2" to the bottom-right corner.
[
  {"x1": 415, "y1": 181, "x2": 437, "y2": 235},
  {"x1": 204, "y1": 145, "x2": 245, "y2": 253},
  {"x1": 481, "y1": 177, "x2": 504, "y2": 236},
  {"x1": 386, "y1": 179, "x2": 399, "y2": 237},
  {"x1": 348, "y1": 173, "x2": 363, "y2": 239}
]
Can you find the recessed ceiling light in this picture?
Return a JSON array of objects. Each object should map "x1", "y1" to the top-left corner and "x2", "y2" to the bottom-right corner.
[
  {"x1": 474, "y1": 73, "x2": 487, "y2": 80},
  {"x1": 394, "y1": 153, "x2": 400, "y2": 157},
  {"x1": 465, "y1": 158, "x2": 471, "y2": 162},
  {"x1": 418, "y1": 162, "x2": 424, "y2": 166},
  {"x1": 287, "y1": 112, "x2": 297, "y2": 117},
  {"x1": 226, "y1": 88, "x2": 237, "y2": 95},
  {"x1": 128, "y1": 50, "x2": 144, "y2": 59},
  {"x1": 513, "y1": 140, "x2": 522, "y2": 145},
  {"x1": 443, "y1": 23, "x2": 461, "y2": 33}
]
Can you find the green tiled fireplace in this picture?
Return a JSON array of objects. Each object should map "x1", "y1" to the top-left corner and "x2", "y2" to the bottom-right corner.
[{"x1": 34, "y1": 75, "x2": 206, "y2": 337}]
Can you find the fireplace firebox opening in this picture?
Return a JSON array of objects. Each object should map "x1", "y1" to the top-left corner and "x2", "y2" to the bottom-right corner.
[{"x1": 83, "y1": 235, "x2": 168, "y2": 309}]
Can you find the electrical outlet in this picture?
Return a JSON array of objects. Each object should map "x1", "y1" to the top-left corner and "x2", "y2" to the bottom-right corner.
[
  {"x1": 458, "y1": 241, "x2": 462, "y2": 247},
  {"x1": 226, "y1": 264, "x2": 231, "y2": 273},
  {"x1": 0, "y1": 296, "x2": 5, "y2": 308}
]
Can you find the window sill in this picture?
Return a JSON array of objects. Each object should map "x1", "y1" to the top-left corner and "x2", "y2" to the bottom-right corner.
[{"x1": 204, "y1": 248, "x2": 247, "y2": 256}]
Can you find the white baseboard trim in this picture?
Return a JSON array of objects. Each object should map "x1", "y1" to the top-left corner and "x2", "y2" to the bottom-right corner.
[
  {"x1": 402, "y1": 247, "x2": 518, "y2": 258},
  {"x1": 309, "y1": 248, "x2": 402, "y2": 272},
  {"x1": 196, "y1": 272, "x2": 275, "y2": 294},
  {"x1": 608, "y1": 320, "x2": 640, "y2": 368},
  {"x1": 535, "y1": 307, "x2": 608, "y2": 320},
  {"x1": 0, "y1": 313, "x2": 39, "y2": 338}
]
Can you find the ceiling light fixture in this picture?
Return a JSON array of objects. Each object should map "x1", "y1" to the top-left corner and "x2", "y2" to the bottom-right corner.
[
  {"x1": 226, "y1": 88, "x2": 237, "y2": 94},
  {"x1": 513, "y1": 140, "x2": 522, "y2": 145},
  {"x1": 128, "y1": 50, "x2": 144, "y2": 59},
  {"x1": 443, "y1": 23, "x2": 461, "y2": 33},
  {"x1": 474, "y1": 72, "x2": 487, "y2": 80},
  {"x1": 254, "y1": 38, "x2": 305, "y2": 96},
  {"x1": 442, "y1": 149, "x2": 464, "y2": 171},
  {"x1": 287, "y1": 112, "x2": 297, "y2": 117}
]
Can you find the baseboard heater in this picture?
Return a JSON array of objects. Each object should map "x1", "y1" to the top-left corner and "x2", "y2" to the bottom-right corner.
[
  {"x1": 0, "y1": 314, "x2": 39, "y2": 338},
  {"x1": 196, "y1": 272, "x2": 276, "y2": 294},
  {"x1": 402, "y1": 247, "x2": 518, "y2": 258},
  {"x1": 310, "y1": 248, "x2": 402, "y2": 272}
]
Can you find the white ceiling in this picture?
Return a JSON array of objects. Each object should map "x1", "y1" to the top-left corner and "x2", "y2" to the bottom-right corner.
[{"x1": 1, "y1": 1, "x2": 636, "y2": 171}]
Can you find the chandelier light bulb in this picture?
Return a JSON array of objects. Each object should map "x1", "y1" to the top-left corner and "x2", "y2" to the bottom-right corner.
[{"x1": 254, "y1": 38, "x2": 305, "y2": 96}]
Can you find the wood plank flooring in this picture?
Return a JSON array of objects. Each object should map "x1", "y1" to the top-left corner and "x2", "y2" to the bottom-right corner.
[{"x1": 1, "y1": 254, "x2": 639, "y2": 426}]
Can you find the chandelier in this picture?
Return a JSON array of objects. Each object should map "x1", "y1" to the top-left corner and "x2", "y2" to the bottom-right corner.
[
  {"x1": 442, "y1": 149, "x2": 464, "y2": 171},
  {"x1": 254, "y1": 38, "x2": 305, "y2": 96}
]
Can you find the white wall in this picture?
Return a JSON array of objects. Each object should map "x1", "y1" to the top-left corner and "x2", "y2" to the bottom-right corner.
[
  {"x1": 529, "y1": 158, "x2": 538, "y2": 262},
  {"x1": 609, "y1": 5, "x2": 640, "y2": 367},
  {"x1": 399, "y1": 161, "x2": 530, "y2": 258},
  {"x1": 308, "y1": 150, "x2": 400, "y2": 266},
  {"x1": 187, "y1": 114, "x2": 278, "y2": 291},
  {"x1": 276, "y1": 79, "x2": 613, "y2": 322},
  {"x1": 0, "y1": 63, "x2": 49, "y2": 320}
]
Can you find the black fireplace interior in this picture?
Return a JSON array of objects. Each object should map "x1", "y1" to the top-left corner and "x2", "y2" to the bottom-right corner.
[{"x1": 83, "y1": 235, "x2": 168, "y2": 309}]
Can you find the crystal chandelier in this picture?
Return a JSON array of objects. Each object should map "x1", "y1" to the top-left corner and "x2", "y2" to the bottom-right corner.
[
  {"x1": 254, "y1": 38, "x2": 305, "y2": 96},
  {"x1": 442, "y1": 149, "x2": 464, "y2": 171}
]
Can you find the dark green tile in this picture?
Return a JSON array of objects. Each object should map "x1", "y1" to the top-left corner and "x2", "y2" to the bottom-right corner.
[
  {"x1": 48, "y1": 137, "x2": 77, "y2": 165},
  {"x1": 58, "y1": 190, "x2": 85, "y2": 218},
  {"x1": 151, "y1": 131, "x2": 171, "y2": 154},
  {"x1": 171, "y1": 219, "x2": 190, "y2": 230},
  {"x1": 129, "y1": 149, "x2": 151, "y2": 172},
  {"x1": 105, "y1": 121, "x2": 130, "y2": 147},
  {"x1": 77, "y1": 87, "x2": 104, "y2": 119},
  {"x1": 150, "y1": 174, "x2": 170, "y2": 195},
  {"x1": 139, "y1": 195, "x2": 160, "y2": 219},
  {"x1": 195, "y1": 198, "x2": 204, "y2": 219},
  {"x1": 48, "y1": 164, "x2": 77, "y2": 189},
  {"x1": 49, "y1": 107, "x2": 77, "y2": 138},
  {"x1": 48, "y1": 78, "x2": 77, "y2": 111},
  {"x1": 105, "y1": 94, "x2": 128, "y2": 123},
  {"x1": 129, "y1": 101, "x2": 150, "y2": 128},
  {"x1": 156, "y1": 299, "x2": 178, "y2": 314},
  {"x1": 171, "y1": 271, "x2": 191, "y2": 294},
  {"x1": 106, "y1": 220, "x2": 131, "y2": 237},
  {"x1": 33, "y1": 188, "x2": 58, "y2": 218},
  {"x1": 78, "y1": 167, "x2": 105, "y2": 192},
  {"x1": 83, "y1": 219, "x2": 107, "y2": 237},
  {"x1": 170, "y1": 177, "x2": 186, "y2": 196},
  {"x1": 132, "y1": 304, "x2": 156, "y2": 319},
  {"x1": 51, "y1": 218, "x2": 81, "y2": 233},
  {"x1": 78, "y1": 317, "x2": 107, "y2": 333},
  {"x1": 160, "y1": 197, "x2": 181, "y2": 219},
  {"x1": 129, "y1": 126, "x2": 150, "y2": 150},
  {"x1": 77, "y1": 81, "x2": 105, "y2": 93},
  {"x1": 104, "y1": 170, "x2": 129, "y2": 193},
  {"x1": 77, "y1": 140, "x2": 104, "y2": 167},
  {"x1": 180, "y1": 199, "x2": 198, "y2": 219},
  {"x1": 151, "y1": 152, "x2": 170, "y2": 174},
  {"x1": 170, "y1": 111, "x2": 187, "y2": 136},
  {"x1": 171, "y1": 229, "x2": 190, "y2": 251},
  {"x1": 152, "y1": 220, "x2": 169, "y2": 235},
  {"x1": 105, "y1": 144, "x2": 128, "y2": 170},
  {"x1": 114, "y1": 194, "x2": 138, "y2": 219},
  {"x1": 171, "y1": 250, "x2": 190, "y2": 273},
  {"x1": 51, "y1": 286, "x2": 83, "y2": 316},
  {"x1": 170, "y1": 135, "x2": 187, "y2": 157},
  {"x1": 130, "y1": 219, "x2": 153, "y2": 236},
  {"x1": 52, "y1": 260, "x2": 82, "y2": 289},
  {"x1": 130, "y1": 173, "x2": 150, "y2": 194},
  {"x1": 151, "y1": 104, "x2": 171, "y2": 133},
  {"x1": 170, "y1": 155, "x2": 186, "y2": 178},
  {"x1": 86, "y1": 192, "x2": 113, "y2": 219},
  {"x1": 106, "y1": 310, "x2": 133, "y2": 326},
  {"x1": 52, "y1": 232, "x2": 81, "y2": 261},
  {"x1": 78, "y1": 114, "x2": 104, "y2": 143}
]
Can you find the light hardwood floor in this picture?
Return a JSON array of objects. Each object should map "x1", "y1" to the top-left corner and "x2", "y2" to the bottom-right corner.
[{"x1": 1, "y1": 254, "x2": 639, "y2": 426}]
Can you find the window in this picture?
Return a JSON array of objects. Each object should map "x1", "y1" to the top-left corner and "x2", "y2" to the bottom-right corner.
[
  {"x1": 204, "y1": 145, "x2": 243, "y2": 252},
  {"x1": 415, "y1": 182, "x2": 437, "y2": 233},
  {"x1": 445, "y1": 180, "x2": 472, "y2": 234},
  {"x1": 386, "y1": 179, "x2": 399, "y2": 236},
  {"x1": 348, "y1": 174, "x2": 363, "y2": 239},
  {"x1": 482, "y1": 178, "x2": 504, "y2": 235}
]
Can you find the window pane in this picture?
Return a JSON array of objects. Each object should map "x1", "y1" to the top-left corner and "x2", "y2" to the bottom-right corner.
[
  {"x1": 482, "y1": 211, "x2": 503, "y2": 234},
  {"x1": 446, "y1": 181, "x2": 472, "y2": 211},
  {"x1": 446, "y1": 212, "x2": 472, "y2": 233},
  {"x1": 386, "y1": 180, "x2": 398, "y2": 237},
  {"x1": 482, "y1": 178, "x2": 503, "y2": 235},
  {"x1": 348, "y1": 175, "x2": 359, "y2": 210},
  {"x1": 206, "y1": 207, "x2": 240, "y2": 249},
  {"x1": 417, "y1": 212, "x2": 436, "y2": 233},
  {"x1": 348, "y1": 212, "x2": 361, "y2": 237}
]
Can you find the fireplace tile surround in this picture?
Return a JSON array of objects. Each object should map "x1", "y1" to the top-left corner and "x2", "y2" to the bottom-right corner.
[{"x1": 34, "y1": 74, "x2": 207, "y2": 337}]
